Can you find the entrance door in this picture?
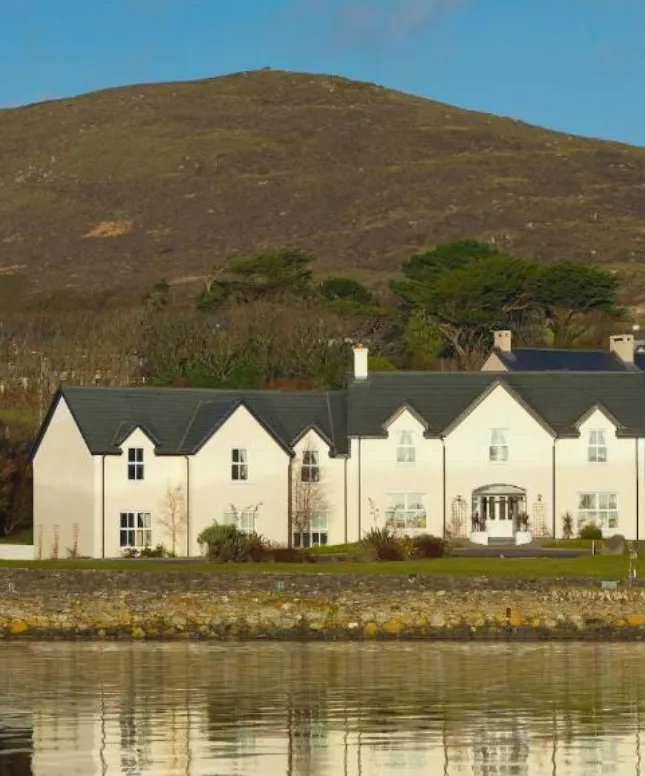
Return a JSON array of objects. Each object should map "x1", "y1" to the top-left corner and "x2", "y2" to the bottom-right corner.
[
  {"x1": 487, "y1": 496, "x2": 514, "y2": 538},
  {"x1": 473, "y1": 486, "x2": 526, "y2": 539}
]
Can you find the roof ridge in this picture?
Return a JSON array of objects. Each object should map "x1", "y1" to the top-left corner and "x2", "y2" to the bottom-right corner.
[{"x1": 512, "y1": 346, "x2": 611, "y2": 354}]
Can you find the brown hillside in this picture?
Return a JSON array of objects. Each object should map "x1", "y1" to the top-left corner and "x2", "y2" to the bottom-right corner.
[{"x1": 1, "y1": 69, "x2": 645, "y2": 299}]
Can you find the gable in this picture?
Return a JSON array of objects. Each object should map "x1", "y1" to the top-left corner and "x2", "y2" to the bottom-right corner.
[
  {"x1": 575, "y1": 405, "x2": 620, "y2": 434},
  {"x1": 194, "y1": 403, "x2": 290, "y2": 457},
  {"x1": 443, "y1": 381, "x2": 555, "y2": 440},
  {"x1": 32, "y1": 394, "x2": 90, "y2": 461},
  {"x1": 292, "y1": 427, "x2": 333, "y2": 454},
  {"x1": 382, "y1": 405, "x2": 429, "y2": 434},
  {"x1": 115, "y1": 425, "x2": 159, "y2": 453}
]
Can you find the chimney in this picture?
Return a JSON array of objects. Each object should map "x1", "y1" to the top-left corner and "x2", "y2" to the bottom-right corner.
[
  {"x1": 609, "y1": 334, "x2": 634, "y2": 364},
  {"x1": 493, "y1": 330, "x2": 512, "y2": 353},
  {"x1": 353, "y1": 344, "x2": 369, "y2": 380}
]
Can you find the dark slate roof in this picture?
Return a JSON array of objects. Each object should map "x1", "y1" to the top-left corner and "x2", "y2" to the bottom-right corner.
[
  {"x1": 35, "y1": 371, "x2": 645, "y2": 460},
  {"x1": 54, "y1": 385, "x2": 348, "y2": 456},
  {"x1": 347, "y1": 371, "x2": 645, "y2": 437},
  {"x1": 635, "y1": 350, "x2": 645, "y2": 373},
  {"x1": 492, "y1": 347, "x2": 637, "y2": 372}
]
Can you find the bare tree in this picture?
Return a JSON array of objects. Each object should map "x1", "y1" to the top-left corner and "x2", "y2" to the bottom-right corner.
[
  {"x1": 158, "y1": 483, "x2": 188, "y2": 556},
  {"x1": 292, "y1": 442, "x2": 330, "y2": 547}
]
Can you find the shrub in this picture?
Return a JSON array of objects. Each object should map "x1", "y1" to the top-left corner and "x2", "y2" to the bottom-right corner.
[
  {"x1": 412, "y1": 534, "x2": 447, "y2": 558},
  {"x1": 561, "y1": 512, "x2": 574, "y2": 540},
  {"x1": 197, "y1": 523, "x2": 251, "y2": 562},
  {"x1": 247, "y1": 532, "x2": 273, "y2": 562},
  {"x1": 140, "y1": 543, "x2": 167, "y2": 558},
  {"x1": 579, "y1": 523, "x2": 603, "y2": 540},
  {"x1": 361, "y1": 527, "x2": 408, "y2": 561},
  {"x1": 272, "y1": 547, "x2": 315, "y2": 563}
]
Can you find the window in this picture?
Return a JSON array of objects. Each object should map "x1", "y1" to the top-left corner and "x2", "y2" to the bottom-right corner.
[
  {"x1": 301, "y1": 450, "x2": 320, "y2": 482},
  {"x1": 396, "y1": 431, "x2": 416, "y2": 464},
  {"x1": 588, "y1": 429, "x2": 608, "y2": 463},
  {"x1": 385, "y1": 493, "x2": 427, "y2": 531},
  {"x1": 489, "y1": 429, "x2": 509, "y2": 462},
  {"x1": 231, "y1": 448, "x2": 248, "y2": 481},
  {"x1": 127, "y1": 448, "x2": 144, "y2": 480},
  {"x1": 293, "y1": 514, "x2": 328, "y2": 548},
  {"x1": 223, "y1": 507, "x2": 257, "y2": 533},
  {"x1": 577, "y1": 493, "x2": 618, "y2": 532},
  {"x1": 119, "y1": 512, "x2": 152, "y2": 548}
]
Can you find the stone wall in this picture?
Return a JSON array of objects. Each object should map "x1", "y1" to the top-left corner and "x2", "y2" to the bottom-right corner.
[{"x1": 2, "y1": 569, "x2": 645, "y2": 640}]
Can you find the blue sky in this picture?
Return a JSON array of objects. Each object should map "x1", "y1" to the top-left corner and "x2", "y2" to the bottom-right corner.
[{"x1": 2, "y1": 0, "x2": 645, "y2": 145}]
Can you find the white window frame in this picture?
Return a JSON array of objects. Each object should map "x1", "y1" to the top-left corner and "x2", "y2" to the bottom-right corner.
[
  {"x1": 577, "y1": 492, "x2": 618, "y2": 532},
  {"x1": 385, "y1": 493, "x2": 427, "y2": 531},
  {"x1": 223, "y1": 507, "x2": 257, "y2": 533},
  {"x1": 127, "y1": 447, "x2": 144, "y2": 480},
  {"x1": 231, "y1": 448, "x2": 248, "y2": 481},
  {"x1": 396, "y1": 431, "x2": 416, "y2": 464},
  {"x1": 489, "y1": 429, "x2": 509, "y2": 463},
  {"x1": 587, "y1": 429, "x2": 608, "y2": 463},
  {"x1": 301, "y1": 450, "x2": 320, "y2": 482},
  {"x1": 119, "y1": 511, "x2": 152, "y2": 549},
  {"x1": 293, "y1": 513, "x2": 328, "y2": 548}
]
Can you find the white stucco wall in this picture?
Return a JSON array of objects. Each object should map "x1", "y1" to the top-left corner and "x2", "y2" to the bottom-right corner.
[
  {"x1": 33, "y1": 397, "x2": 97, "y2": 558},
  {"x1": 190, "y1": 405, "x2": 290, "y2": 550},
  {"x1": 103, "y1": 427, "x2": 187, "y2": 558},
  {"x1": 0, "y1": 544, "x2": 35, "y2": 560},
  {"x1": 555, "y1": 408, "x2": 638, "y2": 539},
  {"x1": 292, "y1": 429, "x2": 346, "y2": 546},
  {"x1": 354, "y1": 409, "x2": 444, "y2": 539},
  {"x1": 444, "y1": 384, "x2": 554, "y2": 537}
]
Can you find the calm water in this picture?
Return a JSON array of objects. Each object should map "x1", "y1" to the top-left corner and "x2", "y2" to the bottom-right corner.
[{"x1": 1, "y1": 643, "x2": 644, "y2": 775}]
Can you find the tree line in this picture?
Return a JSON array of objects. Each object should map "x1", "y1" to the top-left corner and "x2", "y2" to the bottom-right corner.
[{"x1": 0, "y1": 239, "x2": 624, "y2": 538}]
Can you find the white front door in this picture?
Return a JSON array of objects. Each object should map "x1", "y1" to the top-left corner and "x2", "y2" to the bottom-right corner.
[{"x1": 483, "y1": 496, "x2": 515, "y2": 538}]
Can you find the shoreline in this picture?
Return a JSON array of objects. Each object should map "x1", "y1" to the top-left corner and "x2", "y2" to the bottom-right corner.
[{"x1": 3, "y1": 569, "x2": 645, "y2": 641}]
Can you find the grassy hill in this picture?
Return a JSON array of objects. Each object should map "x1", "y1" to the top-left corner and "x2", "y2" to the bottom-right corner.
[{"x1": 2, "y1": 68, "x2": 645, "y2": 304}]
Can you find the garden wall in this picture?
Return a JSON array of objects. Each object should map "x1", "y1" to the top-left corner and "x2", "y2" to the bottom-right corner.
[{"x1": 2, "y1": 569, "x2": 645, "y2": 640}]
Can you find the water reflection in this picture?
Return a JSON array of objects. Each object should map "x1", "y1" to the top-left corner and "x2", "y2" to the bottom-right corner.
[{"x1": 0, "y1": 643, "x2": 644, "y2": 774}]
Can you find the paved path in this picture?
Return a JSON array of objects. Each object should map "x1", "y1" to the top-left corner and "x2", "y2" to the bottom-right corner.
[{"x1": 453, "y1": 545, "x2": 590, "y2": 558}]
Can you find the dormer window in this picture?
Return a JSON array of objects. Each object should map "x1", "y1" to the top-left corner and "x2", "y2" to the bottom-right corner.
[
  {"x1": 588, "y1": 429, "x2": 607, "y2": 463},
  {"x1": 489, "y1": 429, "x2": 509, "y2": 463},
  {"x1": 127, "y1": 448, "x2": 144, "y2": 480},
  {"x1": 396, "y1": 431, "x2": 416, "y2": 464}
]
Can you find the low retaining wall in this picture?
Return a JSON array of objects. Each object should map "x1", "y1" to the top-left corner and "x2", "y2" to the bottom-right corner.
[
  {"x1": 0, "y1": 544, "x2": 34, "y2": 561},
  {"x1": 2, "y1": 569, "x2": 645, "y2": 640}
]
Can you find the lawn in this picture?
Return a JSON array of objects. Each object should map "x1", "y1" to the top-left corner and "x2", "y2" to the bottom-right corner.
[{"x1": 0, "y1": 555, "x2": 640, "y2": 578}]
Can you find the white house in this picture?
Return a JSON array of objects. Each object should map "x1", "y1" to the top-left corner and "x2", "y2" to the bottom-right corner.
[{"x1": 31, "y1": 345, "x2": 645, "y2": 558}]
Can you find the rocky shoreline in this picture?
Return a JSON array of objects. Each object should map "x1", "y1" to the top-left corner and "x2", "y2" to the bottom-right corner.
[{"x1": 3, "y1": 569, "x2": 645, "y2": 641}]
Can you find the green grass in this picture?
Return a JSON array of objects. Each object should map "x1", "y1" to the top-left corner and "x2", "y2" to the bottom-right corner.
[
  {"x1": 540, "y1": 539, "x2": 600, "y2": 549},
  {"x1": 0, "y1": 555, "x2": 640, "y2": 578},
  {"x1": 310, "y1": 542, "x2": 362, "y2": 555}
]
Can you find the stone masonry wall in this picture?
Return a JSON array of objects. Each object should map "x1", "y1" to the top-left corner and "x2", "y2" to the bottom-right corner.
[{"x1": 3, "y1": 569, "x2": 645, "y2": 640}]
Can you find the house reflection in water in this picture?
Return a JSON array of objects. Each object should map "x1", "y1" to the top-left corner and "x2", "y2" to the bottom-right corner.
[{"x1": 0, "y1": 643, "x2": 644, "y2": 775}]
